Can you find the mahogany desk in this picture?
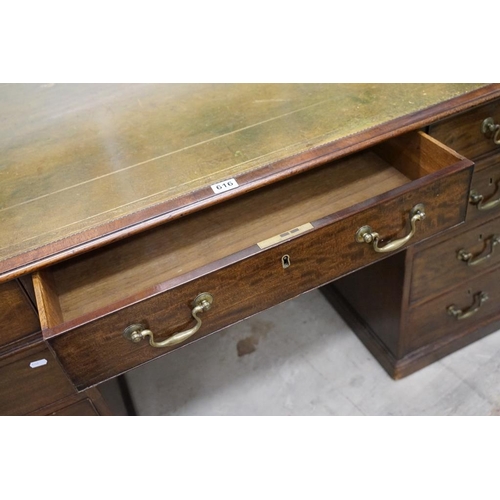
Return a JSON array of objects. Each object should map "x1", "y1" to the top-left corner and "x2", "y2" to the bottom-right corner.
[{"x1": 1, "y1": 83, "x2": 499, "y2": 415}]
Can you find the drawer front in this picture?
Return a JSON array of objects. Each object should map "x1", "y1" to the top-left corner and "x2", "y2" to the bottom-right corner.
[
  {"x1": 47, "y1": 399, "x2": 99, "y2": 416},
  {"x1": 410, "y1": 217, "x2": 500, "y2": 304},
  {"x1": 27, "y1": 387, "x2": 113, "y2": 415},
  {"x1": 0, "y1": 343, "x2": 76, "y2": 415},
  {"x1": 407, "y1": 266, "x2": 500, "y2": 353},
  {"x1": 45, "y1": 167, "x2": 472, "y2": 389},
  {"x1": 0, "y1": 280, "x2": 40, "y2": 348},
  {"x1": 467, "y1": 152, "x2": 500, "y2": 223},
  {"x1": 429, "y1": 99, "x2": 500, "y2": 160}
]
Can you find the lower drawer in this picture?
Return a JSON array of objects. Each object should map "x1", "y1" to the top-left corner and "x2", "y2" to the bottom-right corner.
[
  {"x1": 407, "y1": 266, "x2": 500, "y2": 352},
  {"x1": 0, "y1": 342, "x2": 76, "y2": 415}
]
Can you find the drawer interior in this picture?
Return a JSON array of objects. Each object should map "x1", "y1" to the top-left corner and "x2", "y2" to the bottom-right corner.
[{"x1": 33, "y1": 131, "x2": 464, "y2": 329}]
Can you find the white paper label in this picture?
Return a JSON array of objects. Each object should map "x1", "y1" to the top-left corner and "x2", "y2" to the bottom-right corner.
[
  {"x1": 30, "y1": 359, "x2": 48, "y2": 369},
  {"x1": 211, "y1": 178, "x2": 239, "y2": 194}
]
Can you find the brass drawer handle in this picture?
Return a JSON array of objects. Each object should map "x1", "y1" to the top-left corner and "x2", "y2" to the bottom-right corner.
[
  {"x1": 447, "y1": 291, "x2": 489, "y2": 320},
  {"x1": 481, "y1": 117, "x2": 500, "y2": 145},
  {"x1": 355, "y1": 204, "x2": 425, "y2": 253},
  {"x1": 457, "y1": 235, "x2": 500, "y2": 266},
  {"x1": 123, "y1": 292, "x2": 213, "y2": 348},
  {"x1": 469, "y1": 187, "x2": 500, "y2": 211}
]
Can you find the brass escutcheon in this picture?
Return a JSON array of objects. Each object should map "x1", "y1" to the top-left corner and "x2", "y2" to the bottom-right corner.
[{"x1": 282, "y1": 254, "x2": 291, "y2": 269}]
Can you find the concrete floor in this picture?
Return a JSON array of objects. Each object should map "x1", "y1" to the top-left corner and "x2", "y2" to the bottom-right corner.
[{"x1": 123, "y1": 289, "x2": 500, "y2": 415}]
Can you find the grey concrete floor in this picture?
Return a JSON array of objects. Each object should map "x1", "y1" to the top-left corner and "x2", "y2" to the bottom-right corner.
[{"x1": 123, "y1": 289, "x2": 500, "y2": 415}]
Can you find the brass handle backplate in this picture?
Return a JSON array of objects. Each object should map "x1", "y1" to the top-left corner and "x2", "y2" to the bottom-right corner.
[
  {"x1": 469, "y1": 186, "x2": 500, "y2": 212},
  {"x1": 447, "y1": 291, "x2": 489, "y2": 320},
  {"x1": 457, "y1": 235, "x2": 500, "y2": 266},
  {"x1": 481, "y1": 117, "x2": 500, "y2": 145},
  {"x1": 355, "y1": 204, "x2": 425, "y2": 253},
  {"x1": 123, "y1": 292, "x2": 213, "y2": 348}
]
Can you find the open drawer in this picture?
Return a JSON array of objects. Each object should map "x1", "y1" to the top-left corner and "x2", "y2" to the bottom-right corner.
[{"x1": 33, "y1": 131, "x2": 473, "y2": 389}]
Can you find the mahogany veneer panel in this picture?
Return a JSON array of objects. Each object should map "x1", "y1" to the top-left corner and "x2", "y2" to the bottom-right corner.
[
  {"x1": 49, "y1": 399, "x2": 99, "y2": 416},
  {"x1": 407, "y1": 265, "x2": 500, "y2": 352},
  {"x1": 27, "y1": 387, "x2": 113, "y2": 416},
  {"x1": 0, "y1": 280, "x2": 40, "y2": 348},
  {"x1": 410, "y1": 217, "x2": 500, "y2": 305},
  {"x1": 0, "y1": 342, "x2": 75, "y2": 415},
  {"x1": 429, "y1": 99, "x2": 500, "y2": 160}
]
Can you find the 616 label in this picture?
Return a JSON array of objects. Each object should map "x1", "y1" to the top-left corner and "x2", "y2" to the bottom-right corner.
[{"x1": 211, "y1": 178, "x2": 239, "y2": 194}]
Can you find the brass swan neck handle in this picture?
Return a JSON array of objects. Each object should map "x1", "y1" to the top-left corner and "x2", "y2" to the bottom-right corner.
[
  {"x1": 123, "y1": 293, "x2": 213, "y2": 348},
  {"x1": 355, "y1": 204, "x2": 425, "y2": 253}
]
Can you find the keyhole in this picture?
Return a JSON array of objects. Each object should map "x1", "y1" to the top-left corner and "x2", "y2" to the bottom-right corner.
[{"x1": 282, "y1": 254, "x2": 291, "y2": 269}]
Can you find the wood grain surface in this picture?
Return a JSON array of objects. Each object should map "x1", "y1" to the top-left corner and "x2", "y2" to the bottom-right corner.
[
  {"x1": 27, "y1": 387, "x2": 114, "y2": 416},
  {"x1": 429, "y1": 99, "x2": 500, "y2": 160},
  {"x1": 410, "y1": 216, "x2": 500, "y2": 305},
  {"x1": 407, "y1": 265, "x2": 500, "y2": 352},
  {"x1": 0, "y1": 342, "x2": 76, "y2": 415},
  {"x1": 0, "y1": 280, "x2": 40, "y2": 347}
]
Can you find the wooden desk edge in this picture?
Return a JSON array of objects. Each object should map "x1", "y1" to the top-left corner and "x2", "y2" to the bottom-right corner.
[{"x1": 2, "y1": 84, "x2": 500, "y2": 283}]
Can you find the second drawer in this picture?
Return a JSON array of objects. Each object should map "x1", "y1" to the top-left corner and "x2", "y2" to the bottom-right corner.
[{"x1": 410, "y1": 216, "x2": 500, "y2": 304}]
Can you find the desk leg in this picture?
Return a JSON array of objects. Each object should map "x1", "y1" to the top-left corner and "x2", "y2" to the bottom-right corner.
[{"x1": 117, "y1": 374, "x2": 137, "y2": 416}]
